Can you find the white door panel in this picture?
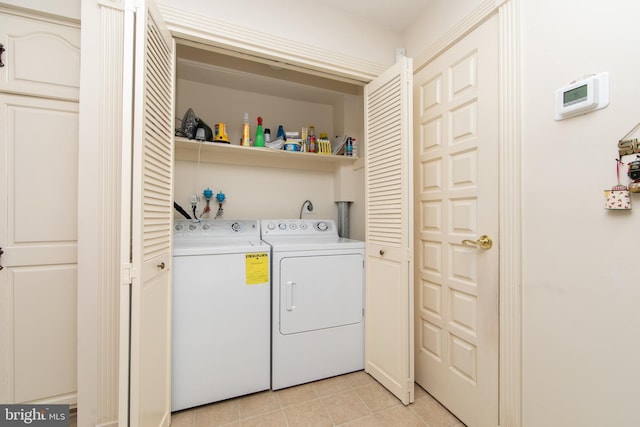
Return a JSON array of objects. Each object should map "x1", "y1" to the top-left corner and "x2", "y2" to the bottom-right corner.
[
  {"x1": 123, "y1": 0, "x2": 175, "y2": 425},
  {"x1": 279, "y1": 254, "x2": 364, "y2": 334},
  {"x1": 0, "y1": 12, "x2": 80, "y2": 100},
  {"x1": 414, "y1": 14, "x2": 499, "y2": 427},
  {"x1": 0, "y1": 92, "x2": 78, "y2": 405},
  {"x1": 12, "y1": 266, "x2": 77, "y2": 403},
  {"x1": 364, "y1": 56, "x2": 414, "y2": 405}
]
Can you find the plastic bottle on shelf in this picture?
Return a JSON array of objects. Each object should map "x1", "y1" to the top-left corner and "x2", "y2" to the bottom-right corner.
[
  {"x1": 308, "y1": 125, "x2": 317, "y2": 153},
  {"x1": 241, "y1": 113, "x2": 251, "y2": 146},
  {"x1": 254, "y1": 116, "x2": 265, "y2": 147},
  {"x1": 301, "y1": 127, "x2": 309, "y2": 152},
  {"x1": 345, "y1": 137, "x2": 353, "y2": 156}
]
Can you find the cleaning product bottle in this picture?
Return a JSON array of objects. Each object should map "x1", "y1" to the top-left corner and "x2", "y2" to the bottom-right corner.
[
  {"x1": 254, "y1": 116, "x2": 265, "y2": 147},
  {"x1": 301, "y1": 127, "x2": 308, "y2": 152},
  {"x1": 241, "y1": 113, "x2": 251, "y2": 146},
  {"x1": 308, "y1": 124, "x2": 317, "y2": 153}
]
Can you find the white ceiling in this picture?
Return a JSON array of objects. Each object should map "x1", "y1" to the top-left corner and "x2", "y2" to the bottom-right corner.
[{"x1": 312, "y1": 0, "x2": 432, "y2": 32}]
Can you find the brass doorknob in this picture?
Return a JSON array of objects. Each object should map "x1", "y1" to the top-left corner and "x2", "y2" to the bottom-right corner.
[
  {"x1": 157, "y1": 262, "x2": 165, "y2": 270},
  {"x1": 461, "y1": 235, "x2": 493, "y2": 250}
]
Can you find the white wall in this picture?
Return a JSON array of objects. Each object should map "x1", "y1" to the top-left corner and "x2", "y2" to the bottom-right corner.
[
  {"x1": 402, "y1": 0, "x2": 482, "y2": 57},
  {"x1": 521, "y1": 0, "x2": 640, "y2": 425},
  {"x1": 174, "y1": 161, "x2": 339, "y2": 221},
  {"x1": 0, "y1": 0, "x2": 79, "y2": 20},
  {"x1": 157, "y1": 0, "x2": 400, "y2": 67}
]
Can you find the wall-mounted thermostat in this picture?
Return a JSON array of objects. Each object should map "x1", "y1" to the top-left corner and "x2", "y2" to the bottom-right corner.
[{"x1": 554, "y1": 72, "x2": 609, "y2": 121}]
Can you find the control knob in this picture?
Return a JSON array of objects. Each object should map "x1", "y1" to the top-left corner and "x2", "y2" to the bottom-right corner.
[{"x1": 315, "y1": 221, "x2": 329, "y2": 232}]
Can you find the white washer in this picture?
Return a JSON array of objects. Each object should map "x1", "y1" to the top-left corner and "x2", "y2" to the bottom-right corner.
[
  {"x1": 171, "y1": 219, "x2": 270, "y2": 411},
  {"x1": 260, "y1": 219, "x2": 365, "y2": 390}
]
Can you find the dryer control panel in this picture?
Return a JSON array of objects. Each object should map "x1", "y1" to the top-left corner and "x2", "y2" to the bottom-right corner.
[{"x1": 260, "y1": 219, "x2": 337, "y2": 237}]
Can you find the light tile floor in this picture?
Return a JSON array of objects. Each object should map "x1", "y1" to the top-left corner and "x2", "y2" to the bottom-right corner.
[{"x1": 170, "y1": 371, "x2": 466, "y2": 427}]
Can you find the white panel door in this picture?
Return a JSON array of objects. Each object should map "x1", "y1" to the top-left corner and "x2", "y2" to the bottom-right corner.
[
  {"x1": 124, "y1": 0, "x2": 175, "y2": 425},
  {"x1": 0, "y1": 94, "x2": 78, "y2": 405},
  {"x1": 364, "y1": 56, "x2": 414, "y2": 405},
  {"x1": 413, "y1": 14, "x2": 499, "y2": 427}
]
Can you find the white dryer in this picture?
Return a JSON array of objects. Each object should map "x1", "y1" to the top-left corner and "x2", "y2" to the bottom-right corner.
[
  {"x1": 171, "y1": 219, "x2": 270, "y2": 411},
  {"x1": 260, "y1": 219, "x2": 365, "y2": 390}
]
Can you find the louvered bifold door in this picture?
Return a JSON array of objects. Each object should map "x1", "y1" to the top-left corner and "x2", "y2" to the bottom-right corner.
[
  {"x1": 364, "y1": 56, "x2": 414, "y2": 405},
  {"x1": 127, "y1": 0, "x2": 175, "y2": 426}
]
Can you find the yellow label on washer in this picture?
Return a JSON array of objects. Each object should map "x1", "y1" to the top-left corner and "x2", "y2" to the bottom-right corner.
[{"x1": 245, "y1": 252, "x2": 269, "y2": 285}]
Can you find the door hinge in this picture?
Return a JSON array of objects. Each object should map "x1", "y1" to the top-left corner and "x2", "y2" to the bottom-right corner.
[{"x1": 121, "y1": 263, "x2": 136, "y2": 285}]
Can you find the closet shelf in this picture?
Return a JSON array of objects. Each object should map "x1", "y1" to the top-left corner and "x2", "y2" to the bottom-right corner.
[{"x1": 174, "y1": 137, "x2": 358, "y2": 172}]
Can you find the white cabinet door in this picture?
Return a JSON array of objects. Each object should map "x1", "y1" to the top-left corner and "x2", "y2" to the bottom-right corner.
[
  {"x1": 0, "y1": 10, "x2": 79, "y2": 100},
  {"x1": 0, "y1": 9, "x2": 79, "y2": 406},
  {"x1": 0, "y1": 94, "x2": 78, "y2": 405},
  {"x1": 364, "y1": 56, "x2": 414, "y2": 405},
  {"x1": 122, "y1": 0, "x2": 175, "y2": 425}
]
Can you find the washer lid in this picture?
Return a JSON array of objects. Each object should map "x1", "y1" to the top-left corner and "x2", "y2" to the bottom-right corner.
[{"x1": 172, "y1": 239, "x2": 269, "y2": 256}]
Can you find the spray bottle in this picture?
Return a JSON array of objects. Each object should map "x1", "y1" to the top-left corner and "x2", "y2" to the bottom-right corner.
[
  {"x1": 254, "y1": 116, "x2": 265, "y2": 147},
  {"x1": 241, "y1": 113, "x2": 251, "y2": 146}
]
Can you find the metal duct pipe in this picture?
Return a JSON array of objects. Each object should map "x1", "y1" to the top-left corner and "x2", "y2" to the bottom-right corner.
[{"x1": 335, "y1": 201, "x2": 353, "y2": 238}]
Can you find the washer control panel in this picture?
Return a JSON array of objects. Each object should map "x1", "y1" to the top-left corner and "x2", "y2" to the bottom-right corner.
[
  {"x1": 173, "y1": 219, "x2": 259, "y2": 239},
  {"x1": 260, "y1": 219, "x2": 337, "y2": 237}
]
